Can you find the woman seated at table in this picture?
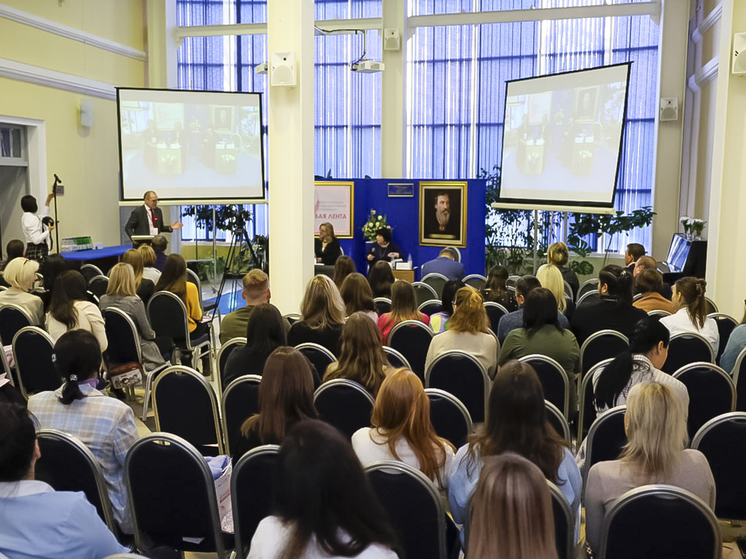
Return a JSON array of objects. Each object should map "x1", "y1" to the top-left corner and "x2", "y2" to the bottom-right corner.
[
  {"x1": 315, "y1": 222, "x2": 341, "y2": 266},
  {"x1": 367, "y1": 228, "x2": 403, "y2": 269}
]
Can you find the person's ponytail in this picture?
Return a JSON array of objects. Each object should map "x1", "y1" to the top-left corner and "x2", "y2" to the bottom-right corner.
[
  {"x1": 53, "y1": 330, "x2": 102, "y2": 405},
  {"x1": 594, "y1": 350, "x2": 634, "y2": 410}
]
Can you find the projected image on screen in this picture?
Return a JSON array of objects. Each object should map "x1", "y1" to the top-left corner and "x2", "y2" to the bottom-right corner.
[
  {"x1": 117, "y1": 89, "x2": 264, "y2": 201},
  {"x1": 499, "y1": 64, "x2": 630, "y2": 208}
]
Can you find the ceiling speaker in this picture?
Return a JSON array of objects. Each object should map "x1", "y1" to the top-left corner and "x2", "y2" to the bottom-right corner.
[{"x1": 659, "y1": 97, "x2": 678, "y2": 122}]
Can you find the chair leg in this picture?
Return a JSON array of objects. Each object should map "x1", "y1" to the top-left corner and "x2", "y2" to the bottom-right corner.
[{"x1": 141, "y1": 373, "x2": 153, "y2": 422}]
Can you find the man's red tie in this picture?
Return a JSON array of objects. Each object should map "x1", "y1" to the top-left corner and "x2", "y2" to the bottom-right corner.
[{"x1": 151, "y1": 209, "x2": 157, "y2": 228}]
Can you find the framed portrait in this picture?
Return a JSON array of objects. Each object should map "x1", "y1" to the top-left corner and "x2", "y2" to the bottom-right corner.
[
  {"x1": 574, "y1": 86, "x2": 599, "y2": 123},
  {"x1": 419, "y1": 181, "x2": 467, "y2": 247},
  {"x1": 212, "y1": 105, "x2": 235, "y2": 134},
  {"x1": 314, "y1": 181, "x2": 354, "y2": 238}
]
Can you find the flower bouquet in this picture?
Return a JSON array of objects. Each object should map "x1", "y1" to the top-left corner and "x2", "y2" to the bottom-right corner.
[{"x1": 362, "y1": 209, "x2": 389, "y2": 241}]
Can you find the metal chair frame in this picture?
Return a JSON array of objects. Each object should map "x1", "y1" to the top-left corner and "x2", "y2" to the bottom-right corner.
[
  {"x1": 11, "y1": 325, "x2": 57, "y2": 399},
  {"x1": 421, "y1": 273, "x2": 449, "y2": 298},
  {"x1": 576, "y1": 289, "x2": 600, "y2": 307},
  {"x1": 373, "y1": 297, "x2": 392, "y2": 315},
  {"x1": 548, "y1": 480, "x2": 575, "y2": 559},
  {"x1": 383, "y1": 346, "x2": 412, "y2": 370},
  {"x1": 673, "y1": 362, "x2": 736, "y2": 435},
  {"x1": 389, "y1": 319, "x2": 434, "y2": 379},
  {"x1": 579, "y1": 329, "x2": 629, "y2": 376},
  {"x1": 295, "y1": 341, "x2": 338, "y2": 379},
  {"x1": 732, "y1": 346, "x2": 746, "y2": 409},
  {"x1": 584, "y1": 405, "x2": 626, "y2": 485},
  {"x1": 577, "y1": 358, "x2": 614, "y2": 445},
  {"x1": 563, "y1": 280, "x2": 574, "y2": 302},
  {"x1": 424, "y1": 388, "x2": 473, "y2": 445},
  {"x1": 146, "y1": 291, "x2": 211, "y2": 369},
  {"x1": 88, "y1": 274, "x2": 110, "y2": 297},
  {"x1": 425, "y1": 350, "x2": 490, "y2": 423},
  {"x1": 412, "y1": 282, "x2": 439, "y2": 305},
  {"x1": 545, "y1": 399, "x2": 572, "y2": 447},
  {"x1": 220, "y1": 374, "x2": 262, "y2": 456},
  {"x1": 663, "y1": 332, "x2": 715, "y2": 374},
  {"x1": 216, "y1": 336, "x2": 247, "y2": 395},
  {"x1": 0, "y1": 303, "x2": 34, "y2": 345},
  {"x1": 81, "y1": 263, "x2": 104, "y2": 282},
  {"x1": 518, "y1": 354, "x2": 570, "y2": 418},
  {"x1": 418, "y1": 299, "x2": 443, "y2": 314},
  {"x1": 647, "y1": 309, "x2": 671, "y2": 317},
  {"x1": 463, "y1": 274, "x2": 487, "y2": 291}
]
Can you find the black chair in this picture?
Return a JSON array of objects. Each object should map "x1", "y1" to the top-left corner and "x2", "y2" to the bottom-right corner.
[
  {"x1": 580, "y1": 329, "x2": 628, "y2": 377},
  {"x1": 518, "y1": 354, "x2": 570, "y2": 419},
  {"x1": 598, "y1": 485, "x2": 720, "y2": 559},
  {"x1": 661, "y1": 332, "x2": 714, "y2": 374},
  {"x1": 647, "y1": 309, "x2": 671, "y2": 317},
  {"x1": 295, "y1": 342, "x2": 337, "y2": 379},
  {"x1": 152, "y1": 366, "x2": 224, "y2": 455},
  {"x1": 584, "y1": 406, "x2": 627, "y2": 484},
  {"x1": 463, "y1": 274, "x2": 487, "y2": 291},
  {"x1": 103, "y1": 307, "x2": 169, "y2": 421},
  {"x1": 708, "y1": 312, "x2": 738, "y2": 365},
  {"x1": 705, "y1": 297, "x2": 718, "y2": 315},
  {"x1": 563, "y1": 280, "x2": 574, "y2": 302},
  {"x1": 0, "y1": 303, "x2": 33, "y2": 346},
  {"x1": 88, "y1": 275, "x2": 109, "y2": 299},
  {"x1": 12, "y1": 326, "x2": 60, "y2": 398},
  {"x1": 418, "y1": 299, "x2": 443, "y2": 316},
  {"x1": 483, "y1": 301, "x2": 509, "y2": 335},
  {"x1": 283, "y1": 313, "x2": 301, "y2": 325},
  {"x1": 577, "y1": 358, "x2": 613, "y2": 445},
  {"x1": 81, "y1": 263, "x2": 104, "y2": 283},
  {"x1": 147, "y1": 291, "x2": 211, "y2": 370},
  {"x1": 221, "y1": 374, "x2": 262, "y2": 456},
  {"x1": 673, "y1": 362, "x2": 735, "y2": 439},
  {"x1": 36, "y1": 429, "x2": 118, "y2": 535},
  {"x1": 186, "y1": 268, "x2": 217, "y2": 313},
  {"x1": 231, "y1": 445, "x2": 280, "y2": 558},
  {"x1": 383, "y1": 346, "x2": 412, "y2": 369},
  {"x1": 425, "y1": 350, "x2": 489, "y2": 423},
  {"x1": 216, "y1": 336, "x2": 246, "y2": 392},
  {"x1": 425, "y1": 388, "x2": 473, "y2": 447},
  {"x1": 732, "y1": 347, "x2": 746, "y2": 412},
  {"x1": 577, "y1": 278, "x2": 599, "y2": 300},
  {"x1": 124, "y1": 433, "x2": 230, "y2": 557},
  {"x1": 576, "y1": 289, "x2": 600, "y2": 308},
  {"x1": 548, "y1": 481, "x2": 575, "y2": 559},
  {"x1": 421, "y1": 273, "x2": 449, "y2": 298},
  {"x1": 365, "y1": 461, "x2": 446, "y2": 559},
  {"x1": 373, "y1": 297, "x2": 392, "y2": 315},
  {"x1": 313, "y1": 379, "x2": 374, "y2": 438},
  {"x1": 412, "y1": 281, "x2": 438, "y2": 307},
  {"x1": 389, "y1": 320, "x2": 433, "y2": 382},
  {"x1": 546, "y1": 400, "x2": 572, "y2": 447}
]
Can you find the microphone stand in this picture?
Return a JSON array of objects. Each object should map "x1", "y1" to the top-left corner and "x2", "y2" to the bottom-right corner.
[{"x1": 52, "y1": 176, "x2": 61, "y2": 252}]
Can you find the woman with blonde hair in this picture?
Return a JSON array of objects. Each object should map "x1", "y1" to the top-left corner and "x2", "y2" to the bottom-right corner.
[
  {"x1": 536, "y1": 263, "x2": 571, "y2": 317},
  {"x1": 287, "y1": 274, "x2": 346, "y2": 356},
  {"x1": 377, "y1": 280, "x2": 429, "y2": 344},
  {"x1": 324, "y1": 313, "x2": 393, "y2": 396},
  {"x1": 137, "y1": 243, "x2": 161, "y2": 283},
  {"x1": 660, "y1": 277, "x2": 719, "y2": 354},
  {"x1": 547, "y1": 241, "x2": 579, "y2": 298},
  {"x1": 0, "y1": 257, "x2": 44, "y2": 325},
  {"x1": 315, "y1": 222, "x2": 341, "y2": 265},
  {"x1": 585, "y1": 382, "x2": 715, "y2": 553},
  {"x1": 99, "y1": 263, "x2": 166, "y2": 369},
  {"x1": 339, "y1": 272, "x2": 377, "y2": 322},
  {"x1": 351, "y1": 368, "x2": 455, "y2": 490},
  {"x1": 122, "y1": 248, "x2": 155, "y2": 304},
  {"x1": 424, "y1": 287, "x2": 497, "y2": 378},
  {"x1": 468, "y1": 453, "x2": 558, "y2": 559}
]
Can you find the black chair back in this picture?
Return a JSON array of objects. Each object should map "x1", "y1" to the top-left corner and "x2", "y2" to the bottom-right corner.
[
  {"x1": 673, "y1": 362, "x2": 735, "y2": 439},
  {"x1": 88, "y1": 275, "x2": 109, "y2": 299},
  {"x1": 412, "y1": 282, "x2": 438, "y2": 307},
  {"x1": 580, "y1": 329, "x2": 629, "y2": 377},
  {"x1": 216, "y1": 337, "x2": 246, "y2": 392},
  {"x1": 425, "y1": 388, "x2": 473, "y2": 447},
  {"x1": 124, "y1": 433, "x2": 227, "y2": 556},
  {"x1": 365, "y1": 461, "x2": 446, "y2": 559},
  {"x1": 691, "y1": 412, "x2": 746, "y2": 521},
  {"x1": 577, "y1": 358, "x2": 613, "y2": 445},
  {"x1": 383, "y1": 346, "x2": 412, "y2": 369},
  {"x1": 103, "y1": 308, "x2": 142, "y2": 366},
  {"x1": 576, "y1": 290, "x2": 601, "y2": 308},
  {"x1": 599, "y1": 485, "x2": 720, "y2": 559},
  {"x1": 12, "y1": 326, "x2": 60, "y2": 398},
  {"x1": 147, "y1": 291, "x2": 193, "y2": 346},
  {"x1": 585, "y1": 406, "x2": 627, "y2": 481},
  {"x1": 221, "y1": 374, "x2": 262, "y2": 456},
  {"x1": 0, "y1": 304, "x2": 33, "y2": 346},
  {"x1": 708, "y1": 313, "x2": 738, "y2": 365},
  {"x1": 483, "y1": 301, "x2": 509, "y2": 334},
  {"x1": 421, "y1": 273, "x2": 448, "y2": 298},
  {"x1": 295, "y1": 342, "x2": 337, "y2": 379},
  {"x1": 548, "y1": 481, "x2": 574, "y2": 559},
  {"x1": 733, "y1": 347, "x2": 746, "y2": 412},
  {"x1": 545, "y1": 400, "x2": 572, "y2": 447},
  {"x1": 80, "y1": 263, "x2": 104, "y2": 283},
  {"x1": 389, "y1": 320, "x2": 433, "y2": 382},
  {"x1": 314, "y1": 379, "x2": 374, "y2": 438},
  {"x1": 152, "y1": 366, "x2": 224, "y2": 455},
  {"x1": 518, "y1": 355, "x2": 569, "y2": 418},
  {"x1": 418, "y1": 299, "x2": 443, "y2": 316},
  {"x1": 373, "y1": 297, "x2": 392, "y2": 315},
  {"x1": 662, "y1": 333, "x2": 714, "y2": 374},
  {"x1": 577, "y1": 279, "x2": 599, "y2": 300},
  {"x1": 425, "y1": 350, "x2": 489, "y2": 423},
  {"x1": 231, "y1": 445, "x2": 280, "y2": 558},
  {"x1": 463, "y1": 274, "x2": 487, "y2": 291}
]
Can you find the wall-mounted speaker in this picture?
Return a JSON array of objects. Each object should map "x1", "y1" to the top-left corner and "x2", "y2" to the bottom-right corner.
[
  {"x1": 659, "y1": 97, "x2": 678, "y2": 122},
  {"x1": 79, "y1": 98, "x2": 94, "y2": 128},
  {"x1": 271, "y1": 51, "x2": 296, "y2": 87},
  {"x1": 734, "y1": 33, "x2": 746, "y2": 76},
  {"x1": 383, "y1": 28, "x2": 401, "y2": 51}
]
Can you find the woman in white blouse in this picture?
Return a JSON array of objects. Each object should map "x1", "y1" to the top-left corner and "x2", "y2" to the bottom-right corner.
[
  {"x1": 46, "y1": 270, "x2": 107, "y2": 352},
  {"x1": 20, "y1": 193, "x2": 55, "y2": 262},
  {"x1": 660, "y1": 277, "x2": 719, "y2": 355}
]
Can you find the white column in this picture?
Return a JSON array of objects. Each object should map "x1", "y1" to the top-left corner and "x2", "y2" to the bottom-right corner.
[
  {"x1": 267, "y1": 0, "x2": 315, "y2": 314},
  {"x1": 381, "y1": 0, "x2": 407, "y2": 178}
]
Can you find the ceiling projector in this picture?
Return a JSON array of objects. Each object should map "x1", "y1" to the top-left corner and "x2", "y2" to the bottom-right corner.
[{"x1": 351, "y1": 60, "x2": 385, "y2": 73}]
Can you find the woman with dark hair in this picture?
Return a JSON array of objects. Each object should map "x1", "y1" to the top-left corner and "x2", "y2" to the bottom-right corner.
[
  {"x1": 155, "y1": 253, "x2": 207, "y2": 339},
  {"x1": 429, "y1": 279, "x2": 465, "y2": 334},
  {"x1": 315, "y1": 222, "x2": 341, "y2": 266},
  {"x1": 2, "y1": 239, "x2": 25, "y2": 268},
  {"x1": 468, "y1": 453, "x2": 558, "y2": 559},
  {"x1": 122, "y1": 248, "x2": 155, "y2": 304},
  {"x1": 378, "y1": 280, "x2": 429, "y2": 344},
  {"x1": 570, "y1": 264, "x2": 646, "y2": 346},
  {"x1": 593, "y1": 316, "x2": 688, "y2": 414},
  {"x1": 340, "y1": 272, "x2": 378, "y2": 322},
  {"x1": 366, "y1": 228, "x2": 403, "y2": 269},
  {"x1": 324, "y1": 313, "x2": 393, "y2": 396},
  {"x1": 20, "y1": 192, "x2": 55, "y2": 262},
  {"x1": 28, "y1": 330, "x2": 139, "y2": 535},
  {"x1": 0, "y1": 402, "x2": 128, "y2": 557},
  {"x1": 481, "y1": 265, "x2": 517, "y2": 312},
  {"x1": 223, "y1": 303, "x2": 287, "y2": 387},
  {"x1": 368, "y1": 260, "x2": 395, "y2": 299},
  {"x1": 333, "y1": 255, "x2": 356, "y2": 289},
  {"x1": 661, "y1": 277, "x2": 719, "y2": 353},
  {"x1": 287, "y1": 275, "x2": 346, "y2": 356},
  {"x1": 248, "y1": 420, "x2": 400, "y2": 559},
  {"x1": 720, "y1": 300, "x2": 746, "y2": 373},
  {"x1": 448, "y1": 360, "x2": 582, "y2": 545},
  {"x1": 46, "y1": 270, "x2": 107, "y2": 351},
  {"x1": 633, "y1": 268, "x2": 674, "y2": 314}
]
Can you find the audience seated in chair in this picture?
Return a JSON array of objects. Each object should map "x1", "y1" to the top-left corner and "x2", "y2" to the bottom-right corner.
[
  {"x1": 538, "y1": 264, "x2": 574, "y2": 320},
  {"x1": 429, "y1": 279, "x2": 465, "y2": 334},
  {"x1": 448, "y1": 360, "x2": 581, "y2": 546},
  {"x1": 352, "y1": 369, "x2": 455, "y2": 495},
  {"x1": 220, "y1": 269, "x2": 290, "y2": 345},
  {"x1": 100, "y1": 263, "x2": 167, "y2": 370},
  {"x1": 497, "y1": 275, "x2": 569, "y2": 344},
  {"x1": 0, "y1": 257, "x2": 44, "y2": 325},
  {"x1": 46, "y1": 270, "x2": 108, "y2": 351},
  {"x1": 624, "y1": 242, "x2": 646, "y2": 274},
  {"x1": 137, "y1": 243, "x2": 162, "y2": 284},
  {"x1": 0, "y1": 402, "x2": 128, "y2": 558},
  {"x1": 223, "y1": 303, "x2": 286, "y2": 387},
  {"x1": 468, "y1": 453, "x2": 559, "y2": 559},
  {"x1": 420, "y1": 247, "x2": 465, "y2": 282},
  {"x1": 584, "y1": 382, "x2": 715, "y2": 555},
  {"x1": 324, "y1": 313, "x2": 394, "y2": 396},
  {"x1": 232, "y1": 347, "x2": 317, "y2": 465},
  {"x1": 480, "y1": 265, "x2": 516, "y2": 312},
  {"x1": 122, "y1": 249, "x2": 155, "y2": 306},
  {"x1": 247, "y1": 420, "x2": 400, "y2": 559},
  {"x1": 368, "y1": 260, "x2": 395, "y2": 299},
  {"x1": 0, "y1": 239, "x2": 25, "y2": 278},
  {"x1": 333, "y1": 255, "x2": 356, "y2": 290},
  {"x1": 633, "y1": 268, "x2": 674, "y2": 314},
  {"x1": 27, "y1": 330, "x2": 139, "y2": 535},
  {"x1": 339, "y1": 272, "x2": 378, "y2": 323},
  {"x1": 633, "y1": 255, "x2": 673, "y2": 299},
  {"x1": 151, "y1": 234, "x2": 169, "y2": 272},
  {"x1": 548, "y1": 241, "x2": 579, "y2": 299},
  {"x1": 660, "y1": 277, "x2": 719, "y2": 355},
  {"x1": 155, "y1": 254, "x2": 207, "y2": 344},
  {"x1": 378, "y1": 281, "x2": 430, "y2": 345},
  {"x1": 425, "y1": 287, "x2": 496, "y2": 379},
  {"x1": 287, "y1": 275, "x2": 346, "y2": 356},
  {"x1": 720, "y1": 300, "x2": 746, "y2": 374}
]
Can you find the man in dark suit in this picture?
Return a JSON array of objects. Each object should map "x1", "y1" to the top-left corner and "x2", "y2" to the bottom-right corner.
[
  {"x1": 125, "y1": 191, "x2": 183, "y2": 241},
  {"x1": 421, "y1": 247, "x2": 465, "y2": 281}
]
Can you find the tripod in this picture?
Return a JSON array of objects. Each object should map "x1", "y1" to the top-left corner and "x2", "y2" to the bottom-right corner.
[{"x1": 213, "y1": 219, "x2": 259, "y2": 313}]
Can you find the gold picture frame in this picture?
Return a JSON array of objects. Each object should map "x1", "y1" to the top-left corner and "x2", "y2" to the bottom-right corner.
[
  {"x1": 419, "y1": 181, "x2": 467, "y2": 247},
  {"x1": 314, "y1": 181, "x2": 354, "y2": 238}
]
